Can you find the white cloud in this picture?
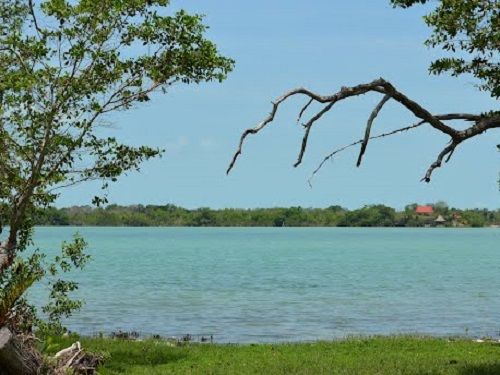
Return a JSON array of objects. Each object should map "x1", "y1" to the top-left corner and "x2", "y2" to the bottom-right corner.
[
  {"x1": 200, "y1": 137, "x2": 217, "y2": 150},
  {"x1": 165, "y1": 135, "x2": 190, "y2": 154}
]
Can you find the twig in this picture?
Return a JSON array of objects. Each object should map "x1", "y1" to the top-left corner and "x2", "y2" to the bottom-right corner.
[
  {"x1": 421, "y1": 142, "x2": 458, "y2": 182},
  {"x1": 297, "y1": 98, "x2": 314, "y2": 124},
  {"x1": 295, "y1": 101, "x2": 335, "y2": 167},
  {"x1": 308, "y1": 120, "x2": 426, "y2": 186}
]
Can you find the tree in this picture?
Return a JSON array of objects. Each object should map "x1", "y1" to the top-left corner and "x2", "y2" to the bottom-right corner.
[
  {"x1": 404, "y1": 203, "x2": 418, "y2": 214},
  {"x1": 338, "y1": 205, "x2": 396, "y2": 227},
  {"x1": 433, "y1": 200, "x2": 449, "y2": 215},
  {"x1": 227, "y1": 0, "x2": 499, "y2": 183},
  {"x1": 0, "y1": 0, "x2": 233, "y2": 372}
]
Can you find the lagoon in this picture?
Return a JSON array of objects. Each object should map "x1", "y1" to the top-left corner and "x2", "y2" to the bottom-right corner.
[{"x1": 28, "y1": 227, "x2": 499, "y2": 343}]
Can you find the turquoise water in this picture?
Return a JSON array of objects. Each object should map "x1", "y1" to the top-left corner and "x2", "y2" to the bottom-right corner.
[{"x1": 28, "y1": 227, "x2": 499, "y2": 343}]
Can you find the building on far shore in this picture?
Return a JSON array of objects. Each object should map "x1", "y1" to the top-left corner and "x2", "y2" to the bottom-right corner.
[
  {"x1": 415, "y1": 205, "x2": 433, "y2": 215},
  {"x1": 434, "y1": 215, "x2": 446, "y2": 227}
]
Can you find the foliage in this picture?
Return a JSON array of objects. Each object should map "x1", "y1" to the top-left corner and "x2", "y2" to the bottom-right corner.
[
  {"x1": 338, "y1": 205, "x2": 396, "y2": 227},
  {"x1": 0, "y1": 0, "x2": 233, "y2": 333},
  {"x1": 3, "y1": 234, "x2": 89, "y2": 336},
  {"x1": 32, "y1": 203, "x2": 500, "y2": 228},
  {"x1": 40, "y1": 234, "x2": 90, "y2": 336},
  {"x1": 391, "y1": 0, "x2": 499, "y2": 97},
  {"x1": 43, "y1": 335, "x2": 500, "y2": 375}
]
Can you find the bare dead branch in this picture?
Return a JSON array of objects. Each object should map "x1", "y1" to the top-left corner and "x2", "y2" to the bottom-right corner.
[
  {"x1": 374, "y1": 80, "x2": 457, "y2": 137},
  {"x1": 445, "y1": 146, "x2": 456, "y2": 163},
  {"x1": 307, "y1": 140, "x2": 361, "y2": 188},
  {"x1": 422, "y1": 142, "x2": 458, "y2": 182},
  {"x1": 295, "y1": 101, "x2": 335, "y2": 167},
  {"x1": 226, "y1": 88, "x2": 325, "y2": 174},
  {"x1": 227, "y1": 77, "x2": 499, "y2": 183},
  {"x1": 308, "y1": 120, "x2": 426, "y2": 186},
  {"x1": 227, "y1": 78, "x2": 463, "y2": 174},
  {"x1": 434, "y1": 113, "x2": 481, "y2": 121},
  {"x1": 297, "y1": 98, "x2": 314, "y2": 124},
  {"x1": 458, "y1": 113, "x2": 500, "y2": 138},
  {"x1": 357, "y1": 94, "x2": 391, "y2": 167}
]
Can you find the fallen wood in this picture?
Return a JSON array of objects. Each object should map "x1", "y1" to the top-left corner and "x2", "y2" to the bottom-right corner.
[
  {"x1": 0, "y1": 327, "x2": 41, "y2": 375},
  {"x1": 54, "y1": 341, "x2": 81, "y2": 358},
  {"x1": 53, "y1": 341, "x2": 103, "y2": 375}
]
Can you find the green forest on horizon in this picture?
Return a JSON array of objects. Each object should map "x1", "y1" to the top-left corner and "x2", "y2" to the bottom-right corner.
[{"x1": 34, "y1": 203, "x2": 500, "y2": 228}]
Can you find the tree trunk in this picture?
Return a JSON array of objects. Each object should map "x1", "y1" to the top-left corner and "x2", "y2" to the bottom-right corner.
[{"x1": 0, "y1": 327, "x2": 41, "y2": 375}]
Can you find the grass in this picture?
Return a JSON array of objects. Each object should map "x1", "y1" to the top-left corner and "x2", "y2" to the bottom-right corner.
[{"x1": 43, "y1": 335, "x2": 500, "y2": 374}]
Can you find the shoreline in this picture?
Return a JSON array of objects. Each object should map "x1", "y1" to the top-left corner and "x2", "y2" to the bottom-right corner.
[
  {"x1": 32, "y1": 224, "x2": 500, "y2": 229},
  {"x1": 69, "y1": 330, "x2": 500, "y2": 345}
]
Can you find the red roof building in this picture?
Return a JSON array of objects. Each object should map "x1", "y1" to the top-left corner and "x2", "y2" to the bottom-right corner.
[{"x1": 415, "y1": 205, "x2": 433, "y2": 214}]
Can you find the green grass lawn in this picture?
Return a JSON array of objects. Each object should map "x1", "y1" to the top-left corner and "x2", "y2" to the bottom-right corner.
[{"x1": 44, "y1": 336, "x2": 500, "y2": 374}]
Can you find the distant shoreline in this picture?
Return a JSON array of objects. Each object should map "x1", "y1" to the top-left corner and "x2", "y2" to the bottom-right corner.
[
  {"x1": 34, "y1": 204, "x2": 500, "y2": 228},
  {"x1": 33, "y1": 224, "x2": 500, "y2": 228}
]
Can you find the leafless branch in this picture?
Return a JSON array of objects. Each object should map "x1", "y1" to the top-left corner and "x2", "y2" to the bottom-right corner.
[
  {"x1": 434, "y1": 113, "x2": 481, "y2": 121},
  {"x1": 422, "y1": 142, "x2": 458, "y2": 182},
  {"x1": 308, "y1": 120, "x2": 426, "y2": 186},
  {"x1": 226, "y1": 86, "x2": 347, "y2": 174},
  {"x1": 227, "y1": 78, "x2": 460, "y2": 174},
  {"x1": 295, "y1": 101, "x2": 335, "y2": 167},
  {"x1": 227, "y1": 77, "x2": 499, "y2": 183},
  {"x1": 357, "y1": 94, "x2": 391, "y2": 167},
  {"x1": 297, "y1": 98, "x2": 313, "y2": 124}
]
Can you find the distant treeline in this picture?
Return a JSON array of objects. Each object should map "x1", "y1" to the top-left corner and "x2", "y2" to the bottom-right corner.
[{"x1": 34, "y1": 203, "x2": 500, "y2": 228}]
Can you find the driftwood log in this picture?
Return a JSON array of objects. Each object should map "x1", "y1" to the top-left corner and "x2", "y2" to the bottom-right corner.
[
  {"x1": 1, "y1": 327, "x2": 101, "y2": 375},
  {"x1": 0, "y1": 327, "x2": 41, "y2": 375},
  {"x1": 52, "y1": 341, "x2": 102, "y2": 375}
]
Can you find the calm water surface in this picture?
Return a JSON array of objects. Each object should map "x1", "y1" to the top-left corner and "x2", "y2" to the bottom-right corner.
[{"x1": 28, "y1": 227, "x2": 499, "y2": 342}]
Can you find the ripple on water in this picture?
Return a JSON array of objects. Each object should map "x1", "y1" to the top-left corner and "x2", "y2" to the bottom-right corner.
[{"x1": 28, "y1": 227, "x2": 500, "y2": 342}]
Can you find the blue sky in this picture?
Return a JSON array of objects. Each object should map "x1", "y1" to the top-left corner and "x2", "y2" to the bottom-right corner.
[{"x1": 58, "y1": 0, "x2": 499, "y2": 210}]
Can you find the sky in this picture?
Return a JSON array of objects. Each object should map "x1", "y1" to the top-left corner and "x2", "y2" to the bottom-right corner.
[{"x1": 58, "y1": 0, "x2": 499, "y2": 210}]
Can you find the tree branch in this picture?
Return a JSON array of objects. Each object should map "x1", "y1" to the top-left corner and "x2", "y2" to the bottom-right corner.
[
  {"x1": 294, "y1": 101, "x2": 335, "y2": 167},
  {"x1": 227, "y1": 78, "x2": 462, "y2": 174},
  {"x1": 296, "y1": 98, "x2": 313, "y2": 124},
  {"x1": 308, "y1": 120, "x2": 426, "y2": 186},
  {"x1": 28, "y1": 0, "x2": 42, "y2": 35},
  {"x1": 421, "y1": 142, "x2": 458, "y2": 182},
  {"x1": 227, "y1": 78, "x2": 498, "y2": 183},
  {"x1": 357, "y1": 94, "x2": 391, "y2": 167}
]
